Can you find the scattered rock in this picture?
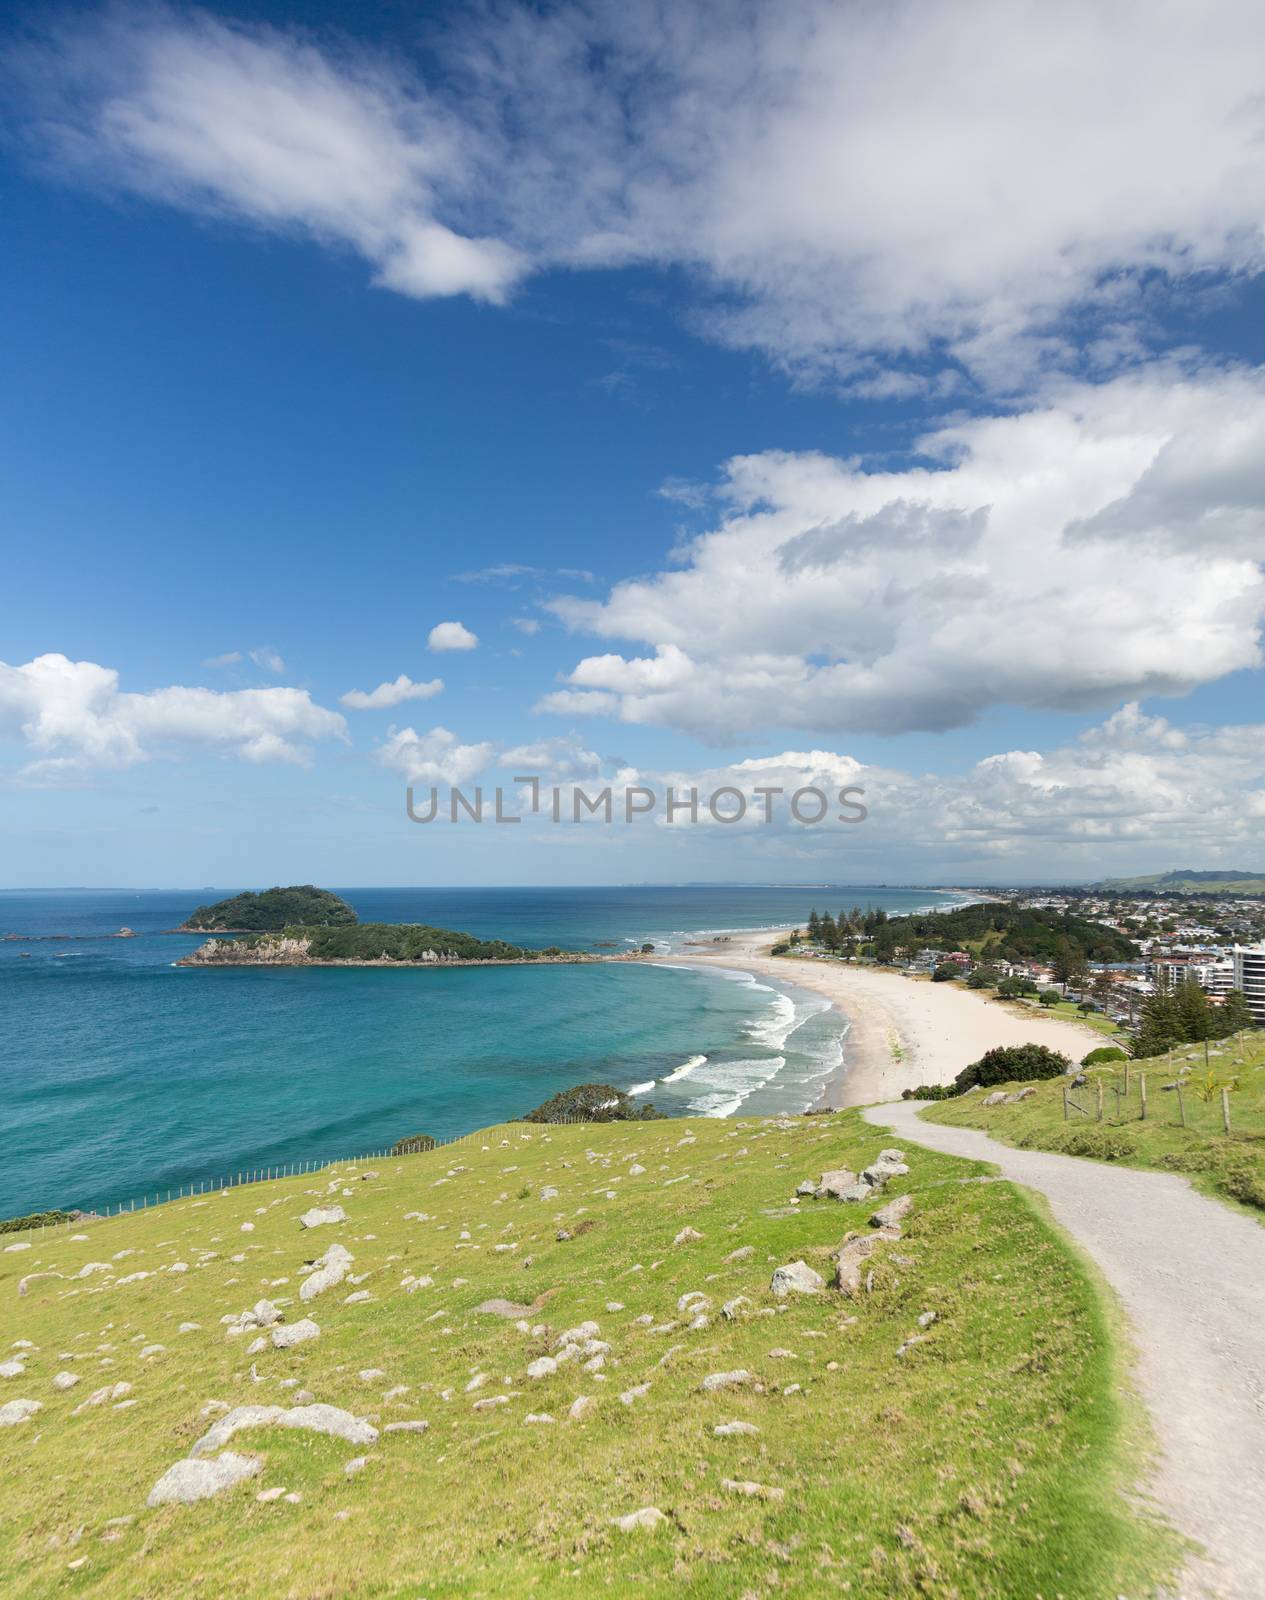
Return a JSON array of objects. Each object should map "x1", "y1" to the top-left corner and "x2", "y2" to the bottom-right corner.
[
  {"x1": 721, "y1": 1296, "x2": 752, "y2": 1321},
  {"x1": 770, "y1": 1261, "x2": 824, "y2": 1298},
  {"x1": 724, "y1": 1245, "x2": 755, "y2": 1263},
  {"x1": 612, "y1": 1507, "x2": 666, "y2": 1532},
  {"x1": 527, "y1": 1357, "x2": 558, "y2": 1380},
  {"x1": 699, "y1": 1370, "x2": 752, "y2": 1392},
  {"x1": 270, "y1": 1319, "x2": 319, "y2": 1349},
  {"x1": 190, "y1": 1402, "x2": 378, "y2": 1456},
  {"x1": 982, "y1": 1091, "x2": 1008, "y2": 1107},
  {"x1": 473, "y1": 1298, "x2": 535, "y2": 1319},
  {"x1": 0, "y1": 1360, "x2": 26, "y2": 1379},
  {"x1": 300, "y1": 1244, "x2": 353, "y2": 1303},
  {"x1": 619, "y1": 1383, "x2": 650, "y2": 1405},
  {"x1": 869, "y1": 1195, "x2": 913, "y2": 1230},
  {"x1": 382, "y1": 1420, "x2": 429, "y2": 1434},
  {"x1": 523, "y1": 1413, "x2": 555, "y2": 1425},
  {"x1": 721, "y1": 1478, "x2": 784, "y2": 1500},
  {"x1": 53, "y1": 1372, "x2": 80, "y2": 1391},
  {"x1": 673, "y1": 1226, "x2": 704, "y2": 1245},
  {"x1": 0, "y1": 1399, "x2": 41, "y2": 1427},
  {"x1": 713, "y1": 1420, "x2": 759, "y2": 1437},
  {"x1": 568, "y1": 1395, "x2": 595, "y2": 1421},
  {"x1": 298, "y1": 1206, "x2": 347, "y2": 1229},
  {"x1": 147, "y1": 1453, "x2": 261, "y2": 1507}
]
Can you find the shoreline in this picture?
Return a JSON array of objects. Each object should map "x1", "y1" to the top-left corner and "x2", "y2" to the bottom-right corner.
[{"x1": 663, "y1": 929, "x2": 1107, "y2": 1106}]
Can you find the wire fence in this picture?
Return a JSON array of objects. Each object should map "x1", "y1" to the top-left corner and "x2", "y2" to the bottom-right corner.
[{"x1": 21, "y1": 1117, "x2": 593, "y2": 1238}]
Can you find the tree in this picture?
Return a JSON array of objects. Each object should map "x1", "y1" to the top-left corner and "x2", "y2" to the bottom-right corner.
[
  {"x1": 906, "y1": 1042, "x2": 1071, "y2": 1099},
  {"x1": 1038, "y1": 989, "x2": 1060, "y2": 1007},
  {"x1": 523, "y1": 1084, "x2": 666, "y2": 1123},
  {"x1": 1221, "y1": 989, "x2": 1255, "y2": 1037},
  {"x1": 931, "y1": 961, "x2": 960, "y2": 982}
]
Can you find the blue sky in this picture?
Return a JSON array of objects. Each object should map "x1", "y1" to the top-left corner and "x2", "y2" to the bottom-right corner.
[{"x1": 5, "y1": 0, "x2": 1265, "y2": 887}]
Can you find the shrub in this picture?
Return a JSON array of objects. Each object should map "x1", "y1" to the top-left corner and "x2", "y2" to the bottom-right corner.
[
  {"x1": 0, "y1": 1209, "x2": 76, "y2": 1234},
  {"x1": 1026, "y1": 1127, "x2": 1137, "y2": 1161},
  {"x1": 1082, "y1": 1046, "x2": 1127, "y2": 1066},
  {"x1": 931, "y1": 962, "x2": 960, "y2": 982},
  {"x1": 391, "y1": 1133, "x2": 437, "y2": 1156},
  {"x1": 907, "y1": 1042, "x2": 1071, "y2": 1100},
  {"x1": 523, "y1": 1083, "x2": 667, "y2": 1123}
]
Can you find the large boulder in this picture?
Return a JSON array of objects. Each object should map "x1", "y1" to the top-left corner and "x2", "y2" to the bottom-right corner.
[
  {"x1": 147, "y1": 1452, "x2": 261, "y2": 1507},
  {"x1": 299, "y1": 1206, "x2": 347, "y2": 1229},
  {"x1": 770, "y1": 1261, "x2": 824, "y2": 1298}
]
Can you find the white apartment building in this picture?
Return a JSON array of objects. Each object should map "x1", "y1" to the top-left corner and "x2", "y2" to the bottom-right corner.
[
  {"x1": 1148, "y1": 955, "x2": 1235, "y2": 996},
  {"x1": 1232, "y1": 944, "x2": 1265, "y2": 1023}
]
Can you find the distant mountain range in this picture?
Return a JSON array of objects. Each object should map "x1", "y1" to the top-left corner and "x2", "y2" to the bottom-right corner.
[{"x1": 1094, "y1": 870, "x2": 1265, "y2": 896}]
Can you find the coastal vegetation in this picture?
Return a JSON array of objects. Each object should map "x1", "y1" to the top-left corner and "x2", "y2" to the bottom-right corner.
[
  {"x1": 0, "y1": 1111, "x2": 1180, "y2": 1597},
  {"x1": 920, "y1": 1032, "x2": 1265, "y2": 1214},
  {"x1": 523, "y1": 1083, "x2": 667, "y2": 1122},
  {"x1": 181, "y1": 886, "x2": 357, "y2": 932},
  {"x1": 180, "y1": 923, "x2": 568, "y2": 965},
  {"x1": 905, "y1": 1042, "x2": 1072, "y2": 1101},
  {"x1": 802, "y1": 902, "x2": 1138, "y2": 966}
]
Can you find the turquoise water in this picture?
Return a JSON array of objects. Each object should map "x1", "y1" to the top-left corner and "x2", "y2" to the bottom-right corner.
[{"x1": 0, "y1": 884, "x2": 959, "y2": 1216}]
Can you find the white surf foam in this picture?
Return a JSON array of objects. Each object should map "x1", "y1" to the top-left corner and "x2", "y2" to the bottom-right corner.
[
  {"x1": 627, "y1": 1079, "x2": 657, "y2": 1096},
  {"x1": 661, "y1": 1054, "x2": 706, "y2": 1083}
]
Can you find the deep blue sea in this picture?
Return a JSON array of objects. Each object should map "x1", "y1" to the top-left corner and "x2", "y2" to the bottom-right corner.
[{"x1": 0, "y1": 884, "x2": 960, "y2": 1216}]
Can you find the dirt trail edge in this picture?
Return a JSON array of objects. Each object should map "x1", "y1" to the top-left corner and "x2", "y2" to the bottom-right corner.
[{"x1": 862, "y1": 1099, "x2": 1265, "y2": 1600}]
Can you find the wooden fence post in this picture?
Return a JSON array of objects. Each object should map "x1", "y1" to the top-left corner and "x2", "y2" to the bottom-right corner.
[
  {"x1": 1062, "y1": 1084, "x2": 1070, "y2": 1121},
  {"x1": 1096, "y1": 1080, "x2": 1104, "y2": 1122},
  {"x1": 1175, "y1": 1081, "x2": 1186, "y2": 1128},
  {"x1": 1140, "y1": 1074, "x2": 1147, "y2": 1120},
  {"x1": 1222, "y1": 1087, "x2": 1232, "y2": 1135},
  {"x1": 1124, "y1": 1058, "x2": 1131, "y2": 1095}
]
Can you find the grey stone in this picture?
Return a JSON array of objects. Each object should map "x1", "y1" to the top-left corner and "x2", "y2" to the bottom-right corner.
[
  {"x1": 612, "y1": 1507, "x2": 666, "y2": 1531},
  {"x1": 298, "y1": 1206, "x2": 347, "y2": 1229},
  {"x1": 270, "y1": 1319, "x2": 319, "y2": 1349},
  {"x1": 0, "y1": 1399, "x2": 41, "y2": 1426},
  {"x1": 190, "y1": 1401, "x2": 377, "y2": 1457},
  {"x1": 300, "y1": 1244, "x2": 353, "y2": 1303},
  {"x1": 699, "y1": 1370, "x2": 752, "y2": 1392},
  {"x1": 713, "y1": 1420, "x2": 760, "y2": 1436},
  {"x1": 147, "y1": 1452, "x2": 261, "y2": 1506},
  {"x1": 770, "y1": 1261, "x2": 824, "y2": 1298},
  {"x1": 869, "y1": 1194, "x2": 914, "y2": 1230}
]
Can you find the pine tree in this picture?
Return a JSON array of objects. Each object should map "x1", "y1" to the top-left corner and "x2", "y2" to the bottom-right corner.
[{"x1": 1221, "y1": 989, "x2": 1255, "y2": 1036}]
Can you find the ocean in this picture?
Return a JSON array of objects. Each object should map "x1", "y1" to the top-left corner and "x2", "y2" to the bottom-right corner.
[{"x1": 0, "y1": 884, "x2": 961, "y2": 1217}]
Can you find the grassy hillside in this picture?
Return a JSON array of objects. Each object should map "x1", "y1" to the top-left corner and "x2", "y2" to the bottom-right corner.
[
  {"x1": 1095, "y1": 869, "x2": 1265, "y2": 896},
  {"x1": 920, "y1": 1035, "x2": 1265, "y2": 1215},
  {"x1": 0, "y1": 1112, "x2": 1180, "y2": 1598}
]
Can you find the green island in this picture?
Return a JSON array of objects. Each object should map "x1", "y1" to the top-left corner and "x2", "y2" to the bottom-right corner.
[
  {"x1": 179, "y1": 922, "x2": 592, "y2": 966},
  {"x1": 179, "y1": 886, "x2": 357, "y2": 933},
  {"x1": 0, "y1": 1110, "x2": 1181, "y2": 1598}
]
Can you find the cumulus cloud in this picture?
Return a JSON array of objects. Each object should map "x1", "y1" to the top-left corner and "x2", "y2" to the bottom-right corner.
[
  {"x1": 427, "y1": 621, "x2": 479, "y2": 652},
  {"x1": 0, "y1": 653, "x2": 347, "y2": 780},
  {"x1": 539, "y1": 366, "x2": 1265, "y2": 739},
  {"x1": 19, "y1": 0, "x2": 1265, "y2": 385},
  {"x1": 376, "y1": 725, "x2": 494, "y2": 785},
  {"x1": 339, "y1": 674, "x2": 444, "y2": 711}
]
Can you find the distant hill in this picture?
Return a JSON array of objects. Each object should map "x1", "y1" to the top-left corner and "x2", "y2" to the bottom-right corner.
[
  {"x1": 1094, "y1": 870, "x2": 1265, "y2": 897},
  {"x1": 180, "y1": 885, "x2": 357, "y2": 931}
]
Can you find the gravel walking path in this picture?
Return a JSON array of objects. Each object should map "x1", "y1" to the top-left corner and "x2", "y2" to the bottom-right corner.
[{"x1": 863, "y1": 1099, "x2": 1265, "y2": 1600}]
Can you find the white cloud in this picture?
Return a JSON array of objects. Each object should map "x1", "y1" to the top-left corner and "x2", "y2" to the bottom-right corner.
[
  {"x1": 24, "y1": 7, "x2": 523, "y2": 305},
  {"x1": 377, "y1": 725, "x2": 494, "y2": 785},
  {"x1": 340, "y1": 674, "x2": 444, "y2": 710},
  {"x1": 0, "y1": 653, "x2": 347, "y2": 781},
  {"x1": 540, "y1": 366, "x2": 1265, "y2": 739},
  {"x1": 511, "y1": 617, "x2": 541, "y2": 635},
  {"x1": 202, "y1": 650, "x2": 242, "y2": 668},
  {"x1": 248, "y1": 646, "x2": 286, "y2": 674},
  {"x1": 21, "y1": 1, "x2": 1265, "y2": 384},
  {"x1": 427, "y1": 621, "x2": 479, "y2": 652}
]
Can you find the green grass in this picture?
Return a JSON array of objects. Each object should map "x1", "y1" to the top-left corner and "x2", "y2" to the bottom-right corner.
[
  {"x1": 921, "y1": 1034, "x2": 1265, "y2": 1215},
  {"x1": 0, "y1": 1112, "x2": 1182, "y2": 1598}
]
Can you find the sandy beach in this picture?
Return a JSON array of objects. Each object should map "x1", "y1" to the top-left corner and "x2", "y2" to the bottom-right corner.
[{"x1": 667, "y1": 931, "x2": 1106, "y2": 1106}]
